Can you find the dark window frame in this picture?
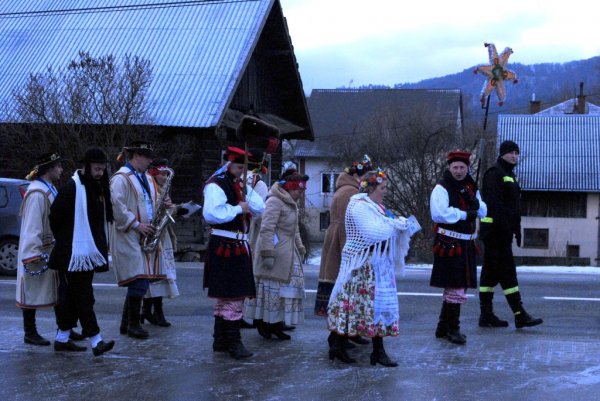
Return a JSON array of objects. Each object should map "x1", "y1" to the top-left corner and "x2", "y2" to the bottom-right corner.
[{"x1": 523, "y1": 228, "x2": 549, "y2": 249}]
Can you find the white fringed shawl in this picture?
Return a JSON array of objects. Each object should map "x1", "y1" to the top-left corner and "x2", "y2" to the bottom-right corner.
[
  {"x1": 328, "y1": 193, "x2": 411, "y2": 326},
  {"x1": 68, "y1": 172, "x2": 107, "y2": 272}
]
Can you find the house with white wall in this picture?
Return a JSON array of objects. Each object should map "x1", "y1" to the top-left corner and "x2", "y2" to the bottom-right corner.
[{"x1": 498, "y1": 91, "x2": 600, "y2": 266}]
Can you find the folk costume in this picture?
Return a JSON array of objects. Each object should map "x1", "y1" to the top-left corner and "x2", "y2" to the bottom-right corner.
[
  {"x1": 244, "y1": 171, "x2": 308, "y2": 340},
  {"x1": 203, "y1": 146, "x2": 265, "y2": 359},
  {"x1": 49, "y1": 148, "x2": 115, "y2": 356},
  {"x1": 479, "y1": 140, "x2": 543, "y2": 329},
  {"x1": 16, "y1": 153, "x2": 61, "y2": 346},
  {"x1": 327, "y1": 169, "x2": 416, "y2": 366},
  {"x1": 316, "y1": 156, "x2": 374, "y2": 349},
  {"x1": 430, "y1": 150, "x2": 486, "y2": 345},
  {"x1": 142, "y1": 158, "x2": 179, "y2": 328},
  {"x1": 110, "y1": 141, "x2": 165, "y2": 340}
]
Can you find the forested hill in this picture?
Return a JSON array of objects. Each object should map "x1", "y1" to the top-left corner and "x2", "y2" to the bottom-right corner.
[{"x1": 360, "y1": 56, "x2": 600, "y2": 119}]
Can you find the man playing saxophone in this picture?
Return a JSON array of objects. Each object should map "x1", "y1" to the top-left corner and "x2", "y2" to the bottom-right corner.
[
  {"x1": 110, "y1": 140, "x2": 166, "y2": 340},
  {"x1": 142, "y1": 158, "x2": 179, "y2": 328}
]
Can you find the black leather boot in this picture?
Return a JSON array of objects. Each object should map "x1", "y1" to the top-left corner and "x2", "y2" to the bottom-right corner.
[
  {"x1": 224, "y1": 319, "x2": 253, "y2": 360},
  {"x1": 153, "y1": 297, "x2": 171, "y2": 327},
  {"x1": 446, "y1": 303, "x2": 466, "y2": 345},
  {"x1": 269, "y1": 322, "x2": 291, "y2": 340},
  {"x1": 479, "y1": 304, "x2": 509, "y2": 327},
  {"x1": 328, "y1": 334, "x2": 356, "y2": 363},
  {"x1": 515, "y1": 307, "x2": 543, "y2": 328},
  {"x1": 141, "y1": 297, "x2": 158, "y2": 325},
  {"x1": 127, "y1": 296, "x2": 149, "y2": 339},
  {"x1": 435, "y1": 301, "x2": 448, "y2": 338},
  {"x1": 256, "y1": 320, "x2": 272, "y2": 339},
  {"x1": 212, "y1": 316, "x2": 228, "y2": 352},
  {"x1": 23, "y1": 309, "x2": 50, "y2": 346},
  {"x1": 370, "y1": 336, "x2": 398, "y2": 367},
  {"x1": 119, "y1": 297, "x2": 129, "y2": 335}
]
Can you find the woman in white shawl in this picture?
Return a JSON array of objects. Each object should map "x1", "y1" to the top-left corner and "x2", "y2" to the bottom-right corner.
[{"x1": 327, "y1": 169, "x2": 418, "y2": 366}]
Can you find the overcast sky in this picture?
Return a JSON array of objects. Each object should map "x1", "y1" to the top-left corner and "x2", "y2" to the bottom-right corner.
[{"x1": 280, "y1": 0, "x2": 600, "y2": 94}]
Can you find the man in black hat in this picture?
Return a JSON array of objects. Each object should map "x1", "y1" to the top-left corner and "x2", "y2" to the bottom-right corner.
[
  {"x1": 49, "y1": 147, "x2": 115, "y2": 356},
  {"x1": 16, "y1": 153, "x2": 63, "y2": 346},
  {"x1": 478, "y1": 140, "x2": 543, "y2": 329},
  {"x1": 111, "y1": 141, "x2": 165, "y2": 340}
]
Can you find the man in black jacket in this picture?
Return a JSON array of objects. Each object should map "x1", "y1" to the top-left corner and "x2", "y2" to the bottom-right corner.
[
  {"x1": 49, "y1": 148, "x2": 115, "y2": 356},
  {"x1": 478, "y1": 140, "x2": 543, "y2": 329}
]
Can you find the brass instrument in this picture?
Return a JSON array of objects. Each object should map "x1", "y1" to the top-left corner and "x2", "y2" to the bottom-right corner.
[{"x1": 142, "y1": 167, "x2": 175, "y2": 253}]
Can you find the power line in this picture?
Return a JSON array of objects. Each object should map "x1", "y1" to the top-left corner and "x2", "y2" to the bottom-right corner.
[{"x1": 0, "y1": 0, "x2": 259, "y2": 19}]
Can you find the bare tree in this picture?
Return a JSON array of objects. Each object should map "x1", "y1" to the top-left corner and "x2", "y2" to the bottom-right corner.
[
  {"x1": 332, "y1": 102, "x2": 474, "y2": 260},
  {"x1": 1, "y1": 51, "x2": 193, "y2": 178}
]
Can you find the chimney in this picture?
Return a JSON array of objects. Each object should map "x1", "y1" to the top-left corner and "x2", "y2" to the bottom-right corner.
[
  {"x1": 529, "y1": 92, "x2": 541, "y2": 114},
  {"x1": 576, "y1": 82, "x2": 586, "y2": 114}
]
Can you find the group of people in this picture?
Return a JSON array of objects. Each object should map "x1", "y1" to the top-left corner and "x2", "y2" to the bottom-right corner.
[
  {"x1": 429, "y1": 140, "x2": 543, "y2": 347},
  {"x1": 15, "y1": 136, "x2": 542, "y2": 364},
  {"x1": 16, "y1": 141, "x2": 180, "y2": 357}
]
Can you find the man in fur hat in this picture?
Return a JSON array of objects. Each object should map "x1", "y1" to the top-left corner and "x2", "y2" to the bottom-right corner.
[
  {"x1": 430, "y1": 150, "x2": 487, "y2": 345},
  {"x1": 110, "y1": 140, "x2": 165, "y2": 340},
  {"x1": 478, "y1": 140, "x2": 543, "y2": 329},
  {"x1": 49, "y1": 148, "x2": 115, "y2": 356},
  {"x1": 203, "y1": 146, "x2": 265, "y2": 360},
  {"x1": 16, "y1": 153, "x2": 63, "y2": 346}
]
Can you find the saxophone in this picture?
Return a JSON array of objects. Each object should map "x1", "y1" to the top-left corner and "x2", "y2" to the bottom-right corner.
[{"x1": 142, "y1": 167, "x2": 176, "y2": 253}]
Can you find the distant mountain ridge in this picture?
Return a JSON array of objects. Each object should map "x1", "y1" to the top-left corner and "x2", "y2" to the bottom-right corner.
[{"x1": 351, "y1": 56, "x2": 600, "y2": 119}]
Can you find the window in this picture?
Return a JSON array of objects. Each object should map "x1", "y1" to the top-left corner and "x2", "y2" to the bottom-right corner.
[
  {"x1": 320, "y1": 211, "x2": 330, "y2": 231},
  {"x1": 523, "y1": 228, "x2": 549, "y2": 249},
  {"x1": 521, "y1": 192, "x2": 586, "y2": 218},
  {"x1": 566, "y1": 245, "x2": 580, "y2": 258},
  {"x1": 321, "y1": 172, "x2": 340, "y2": 193}
]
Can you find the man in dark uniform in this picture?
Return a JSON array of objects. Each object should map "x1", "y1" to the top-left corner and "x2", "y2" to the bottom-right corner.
[
  {"x1": 478, "y1": 140, "x2": 543, "y2": 329},
  {"x1": 203, "y1": 146, "x2": 265, "y2": 360}
]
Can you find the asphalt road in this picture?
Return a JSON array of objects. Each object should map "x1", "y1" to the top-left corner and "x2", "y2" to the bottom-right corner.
[{"x1": 1, "y1": 264, "x2": 600, "y2": 401}]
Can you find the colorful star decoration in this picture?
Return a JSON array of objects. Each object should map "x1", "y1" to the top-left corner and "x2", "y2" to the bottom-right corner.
[{"x1": 474, "y1": 43, "x2": 518, "y2": 106}]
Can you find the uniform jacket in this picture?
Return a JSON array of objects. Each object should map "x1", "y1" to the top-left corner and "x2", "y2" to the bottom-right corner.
[
  {"x1": 15, "y1": 180, "x2": 59, "y2": 308},
  {"x1": 109, "y1": 166, "x2": 165, "y2": 286},
  {"x1": 48, "y1": 171, "x2": 110, "y2": 272},
  {"x1": 318, "y1": 172, "x2": 359, "y2": 283},
  {"x1": 480, "y1": 158, "x2": 521, "y2": 241},
  {"x1": 253, "y1": 183, "x2": 305, "y2": 282}
]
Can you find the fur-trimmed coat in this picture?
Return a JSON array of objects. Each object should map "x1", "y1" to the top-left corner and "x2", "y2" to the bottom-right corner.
[
  {"x1": 253, "y1": 183, "x2": 305, "y2": 282},
  {"x1": 318, "y1": 173, "x2": 359, "y2": 283}
]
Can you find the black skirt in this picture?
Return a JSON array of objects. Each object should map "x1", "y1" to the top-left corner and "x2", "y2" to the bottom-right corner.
[
  {"x1": 429, "y1": 234, "x2": 478, "y2": 289},
  {"x1": 203, "y1": 235, "x2": 256, "y2": 299}
]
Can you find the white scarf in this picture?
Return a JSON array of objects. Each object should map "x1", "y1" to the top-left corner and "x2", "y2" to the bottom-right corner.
[{"x1": 68, "y1": 172, "x2": 107, "y2": 272}]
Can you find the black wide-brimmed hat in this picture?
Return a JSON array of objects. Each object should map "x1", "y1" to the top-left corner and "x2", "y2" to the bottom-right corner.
[
  {"x1": 34, "y1": 152, "x2": 62, "y2": 167},
  {"x1": 123, "y1": 140, "x2": 154, "y2": 157},
  {"x1": 79, "y1": 147, "x2": 108, "y2": 164}
]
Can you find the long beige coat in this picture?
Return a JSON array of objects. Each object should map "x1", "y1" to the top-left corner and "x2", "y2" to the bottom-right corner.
[
  {"x1": 318, "y1": 173, "x2": 359, "y2": 283},
  {"x1": 110, "y1": 166, "x2": 165, "y2": 286},
  {"x1": 15, "y1": 180, "x2": 59, "y2": 308},
  {"x1": 253, "y1": 183, "x2": 305, "y2": 282}
]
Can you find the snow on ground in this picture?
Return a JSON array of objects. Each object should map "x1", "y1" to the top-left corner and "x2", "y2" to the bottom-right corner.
[{"x1": 306, "y1": 251, "x2": 600, "y2": 275}]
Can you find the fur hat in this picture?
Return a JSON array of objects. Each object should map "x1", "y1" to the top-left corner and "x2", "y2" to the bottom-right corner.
[
  {"x1": 447, "y1": 150, "x2": 471, "y2": 166},
  {"x1": 79, "y1": 148, "x2": 108, "y2": 164}
]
